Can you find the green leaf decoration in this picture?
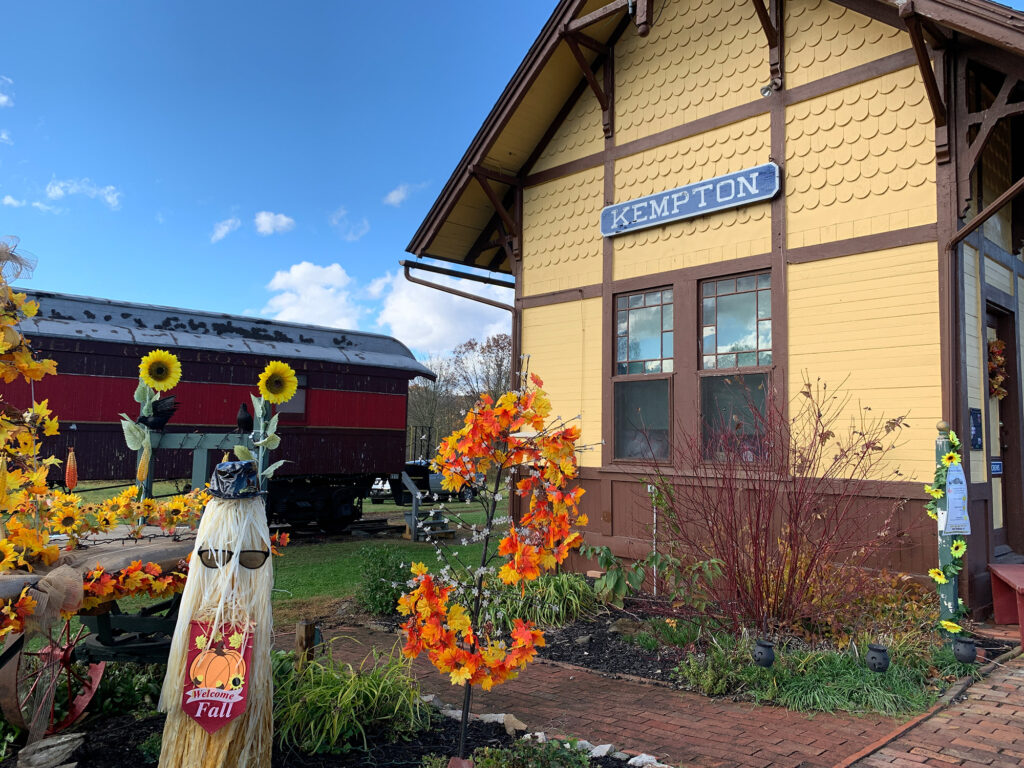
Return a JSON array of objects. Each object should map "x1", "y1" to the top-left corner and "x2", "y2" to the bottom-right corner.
[
  {"x1": 266, "y1": 413, "x2": 279, "y2": 437},
  {"x1": 234, "y1": 444, "x2": 255, "y2": 461},
  {"x1": 253, "y1": 433, "x2": 280, "y2": 450},
  {"x1": 260, "y1": 459, "x2": 288, "y2": 479},
  {"x1": 119, "y1": 416, "x2": 148, "y2": 451},
  {"x1": 250, "y1": 394, "x2": 264, "y2": 423},
  {"x1": 133, "y1": 381, "x2": 150, "y2": 404}
]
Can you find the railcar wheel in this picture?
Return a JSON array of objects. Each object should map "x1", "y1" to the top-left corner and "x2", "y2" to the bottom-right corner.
[{"x1": 0, "y1": 620, "x2": 105, "y2": 742}]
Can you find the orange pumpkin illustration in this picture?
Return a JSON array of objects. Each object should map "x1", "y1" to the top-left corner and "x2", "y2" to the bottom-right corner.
[{"x1": 189, "y1": 646, "x2": 246, "y2": 690}]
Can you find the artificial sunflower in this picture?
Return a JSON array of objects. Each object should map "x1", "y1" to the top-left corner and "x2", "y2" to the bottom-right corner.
[
  {"x1": 924, "y1": 484, "x2": 944, "y2": 499},
  {"x1": 257, "y1": 360, "x2": 298, "y2": 404},
  {"x1": 951, "y1": 539, "x2": 967, "y2": 558},
  {"x1": 939, "y1": 619, "x2": 963, "y2": 634},
  {"x1": 929, "y1": 567, "x2": 948, "y2": 585},
  {"x1": 0, "y1": 540, "x2": 25, "y2": 572},
  {"x1": 49, "y1": 504, "x2": 81, "y2": 535},
  {"x1": 139, "y1": 349, "x2": 182, "y2": 392},
  {"x1": 941, "y1": 451, "x2": 961, "y2": 467}
]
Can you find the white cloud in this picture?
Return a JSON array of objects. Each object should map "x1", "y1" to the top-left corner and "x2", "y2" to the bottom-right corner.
[
  {"x1": 261, "y1": 261, "x2": 363, "y2": 328},
  {"x1": 254, "y1": 211, "x2": 295, "y2": 236},
  {"x1": 373, "y1": 271, "x2": 512, "y2": 356},
  {"x1": 46, "y1": 178, "x2": 122, "y2": 210},
  {"x1": 383, "y1": 184, "x2": 411, "y2": 207},
  {"x1": 0, "y1": 76, "x2": 12, "y2": 108},
  {"x1": 210, "y1": 217, "x2": 241, "y2": 243},
  {"x1": 31, "y1": 201, "x2": 60, "y2": 212},
  {"x1": 2, "y1": 195, "x2": 24, "y2": 207},
  {"x1": 383, "y1": 182, "x2": 428, "y2": 208},
  {"x1": 0, "y1": 130, "x2": 11, "y2": 145},
  {"x1": 328, "y1": 206, "x2": 370, "y2": 242}
]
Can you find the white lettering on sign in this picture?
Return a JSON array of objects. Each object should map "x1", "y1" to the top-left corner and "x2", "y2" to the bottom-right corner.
[{"x1": 600, "y1": 163, "x2": 780, "y2": 237}]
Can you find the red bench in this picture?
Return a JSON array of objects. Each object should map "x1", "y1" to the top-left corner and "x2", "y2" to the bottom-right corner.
[{"x1": 989, "y1": 564, "x2": 1024, "y2": 647}]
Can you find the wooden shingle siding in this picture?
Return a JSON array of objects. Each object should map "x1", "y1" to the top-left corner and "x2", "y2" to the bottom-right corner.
[
  {"x1": 785, "y1": 0, "x2": 910, "y2": 88},
  {"x1": 522, "y1": 167, "x2": 605, "y2": 296},
  {"x1": 964, "y1": 244, "x2": 988, "y2": 482},
  {"x1": 785, "y1": 67, "x2": 937, "y2": 249},
  {"x1": 612, "y1": 115, "x2": 772, "y2": 280},
  {"x1": 787, "y1": 242, "x2": 941, "y2": 479},
  {"x1": 530, "y1": 70, "x2": 605, "y2": 175},
  {"x1": 985, "y1": 256, "x2": 1014, "y2": 296},
  {"x1": 612, "y1": 0, "x2": 765, "y2": 144},
  {"x1": 521, "y1": 299, "x2": 604, "y2": 467}
]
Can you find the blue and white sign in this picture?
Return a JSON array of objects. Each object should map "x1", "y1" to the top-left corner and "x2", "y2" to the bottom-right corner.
[
  {"x1": 601, "y1": 162, "x2": 780, "y2": 237},
  {"x1": 943, "y1": 463, "x2": 971, "y2": 536},
  {"x1": 991, "y1": 459, "x2": 1003, "y2": 477}
]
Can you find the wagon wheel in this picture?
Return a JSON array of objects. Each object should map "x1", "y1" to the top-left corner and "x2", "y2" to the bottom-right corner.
[{"x1": 0, "y1": 620, "x2": 106, "y2": 742}]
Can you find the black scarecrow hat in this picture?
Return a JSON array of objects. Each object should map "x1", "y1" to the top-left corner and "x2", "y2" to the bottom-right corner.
[{"x1": 207, "y1": 461, "x2": 265, "y2": 499}]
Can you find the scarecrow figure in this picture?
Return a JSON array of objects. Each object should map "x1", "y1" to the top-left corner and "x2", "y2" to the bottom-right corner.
[{"x1": 158, "y1": 461, "x2": 273, "y2": 768}]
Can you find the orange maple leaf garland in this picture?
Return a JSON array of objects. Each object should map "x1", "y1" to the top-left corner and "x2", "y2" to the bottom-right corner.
[{"x1": 398, "y1": 373, "x2": 586, "y2": 690}]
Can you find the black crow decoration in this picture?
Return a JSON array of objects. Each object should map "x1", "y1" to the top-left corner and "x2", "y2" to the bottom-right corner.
[
  {"x1": 236, "y1": 402, "x2": 254, "y2": 434},
  {"x1": 137, "y1": 395, "x2": 178, "y2": 431}
]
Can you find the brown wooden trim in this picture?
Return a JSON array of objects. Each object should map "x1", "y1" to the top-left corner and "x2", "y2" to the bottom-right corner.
[
  {"x1": 565, "y1": 0, "x2": 628, "y2": 34},
  {"x1": 525, "y1": 50, "x2": 921, "y2": 190},
  {"x1": 902, "y1": 6, "x2": 948, "y2": 127},
  {"x1": 783, "y1": 49, "x2": 919, "y2": 105},
  {"x1": 520, "y1": 284, "x2": 602, "y2": 309},
  {"x1": 749, "y1": 0, "x2": 778, "y2": 49},
  {"x1": 948, "y1": 176, "x2": 1024, "y2": 250},
  {"x1": 826, "y1": 0, "x2": 906, "y2": 30},
  {"x1": 786, "y1": 224, "x2": 939, "y2": 264}
]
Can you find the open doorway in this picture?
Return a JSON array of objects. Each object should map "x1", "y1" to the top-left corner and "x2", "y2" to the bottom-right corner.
[{"x1": 986, "y1": 307, "x2": 1023, "y2": 561}]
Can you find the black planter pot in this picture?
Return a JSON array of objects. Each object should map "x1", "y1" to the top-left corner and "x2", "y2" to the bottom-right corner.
[
  {"x1": 752, "y1": 640, "x2": 775, "y2": 668},
  {"x1": 953, "y1": 637, "x2": 977, "y2": 664},
  {"x1": 866, "y1": 643, "x2": 890, "y2": 673}
]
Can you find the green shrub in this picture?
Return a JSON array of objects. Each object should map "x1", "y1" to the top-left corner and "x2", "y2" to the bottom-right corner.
[
  {"x1": 649, "y1": 617, "x2": 702, "y2": 648},
  {"x1": 470, "y1": 739, "x2": 590, "y2": 768},
  {"x1": 484, "y1": 573, "x2": 598, "y2": 633},
  {"x1": 675, "y1": 638, "x2": 974, "y2": 716},
  {"x1": 138, "y1": 732, "x2": 162, "y2": 764},
  {"x1": 673, "y1": 633, "x2": 749, "y2": 696},
  {"x1": 95, "y1": 663, "x2": 165, "y2": 717},
  {"x1": 630, "y1": 631, "x2": 659, "y2": 652},
  {"x1": 353, "y1": 545, "x2": 407, "y2": 616},
  {"x1": 273, "y1": 648, "x2": 431, "y2": 754},
  {"x1": 0, "y1": 718, "x2": 21, "y2": 763}
]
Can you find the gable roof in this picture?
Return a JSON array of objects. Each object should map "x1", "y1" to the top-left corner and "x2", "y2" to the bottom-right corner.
[{"x1": 407, "y1": 0, "x2": 1024, "y2": 276}]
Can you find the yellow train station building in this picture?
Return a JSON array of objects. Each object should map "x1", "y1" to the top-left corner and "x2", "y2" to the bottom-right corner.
[{"x1": 407, "y1": 0, "x2": 1024, "y2": 613}]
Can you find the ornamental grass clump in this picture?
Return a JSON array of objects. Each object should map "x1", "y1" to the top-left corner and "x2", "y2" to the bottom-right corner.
[
  {"x1": 644, "y1": 375, "x2": 910, "y2": 634},
  {"x1": 482, "y1": 572, "x2": 599, "y2": 633},
  {"x1": 272, "y1": 649, "x2": 431, "y2": 755},
  {"x1": 398, "y1": 371, "x2": 587, "y2": 760}
]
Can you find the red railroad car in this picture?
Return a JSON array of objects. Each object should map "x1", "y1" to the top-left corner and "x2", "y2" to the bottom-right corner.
[{"x1": 4, "y1": 290, "x2": 435, "y2": 530}]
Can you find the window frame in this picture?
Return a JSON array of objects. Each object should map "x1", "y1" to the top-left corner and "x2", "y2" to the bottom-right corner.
[
  {"x1": 697, "y1": 270, "x2": 774, "y2": 457},
  {"x1": 610, "y1": 284, "x2": 675, "y2": 465}
]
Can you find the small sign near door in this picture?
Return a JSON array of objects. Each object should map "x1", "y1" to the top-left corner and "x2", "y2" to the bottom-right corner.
[
  {"x1": 943, "y1": 463, "x2": 971, "y2": 536},
  {"x1": 991, "y1": 459, "x2": 1004, "y2": 477},
  {"x1": 969, "y1": 408, "x2": 983, "y2": 450}
]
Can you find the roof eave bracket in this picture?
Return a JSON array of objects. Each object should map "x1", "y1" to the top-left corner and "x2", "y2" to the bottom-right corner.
[
  {"x1": 562, "y1": 31, "x2": 615, "y2": 137},
  {"x1": 900, "y1": 2, "x2": 948, "y2": 128},
  {"x1": 470, "y1": 167, "x2": 522, "y2": 262}
]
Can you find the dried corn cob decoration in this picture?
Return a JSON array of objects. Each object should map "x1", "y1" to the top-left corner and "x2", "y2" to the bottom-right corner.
[
  {"x1": 137, "y1": 441, "x2": 152, "y2": 485},
  {"x1": 65, "y1": 447, "x2": 78, "y2": 491}
]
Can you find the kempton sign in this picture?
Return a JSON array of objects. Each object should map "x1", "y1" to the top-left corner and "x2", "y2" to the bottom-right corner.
[{"x1": 600, "y1": 162, "x2": 780, "y2": 237}]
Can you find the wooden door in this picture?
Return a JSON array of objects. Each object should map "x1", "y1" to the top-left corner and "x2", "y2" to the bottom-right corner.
[{"x1": 986, "y1": 309, "x2": 1021, "y2": 555}]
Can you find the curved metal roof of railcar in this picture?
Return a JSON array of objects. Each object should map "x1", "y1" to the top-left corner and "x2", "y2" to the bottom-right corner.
[{"x1": 18, "y1": 290, "x2": 437, "y2": 381}]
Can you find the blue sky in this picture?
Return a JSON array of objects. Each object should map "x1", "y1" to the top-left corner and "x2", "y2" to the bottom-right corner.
[
  {"x1": 3, "y1": 1, "x2": 1023, "y2": 358},
  {"x1": 1, "y1": 2, "x2": 548, "y2": 356}
]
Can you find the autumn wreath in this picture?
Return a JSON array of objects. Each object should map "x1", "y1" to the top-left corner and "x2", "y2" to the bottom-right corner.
[{"x1": 989, "y1": 339, "x2": 1009, "y2": 400}]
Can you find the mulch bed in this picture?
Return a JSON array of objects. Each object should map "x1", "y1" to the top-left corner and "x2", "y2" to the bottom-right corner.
[
  {"x1": 539, "y1": 607, "x2": 683, "y2": 686},
  {"x1": 3, "y1": 713, "x2": 626, "y2": 768}
]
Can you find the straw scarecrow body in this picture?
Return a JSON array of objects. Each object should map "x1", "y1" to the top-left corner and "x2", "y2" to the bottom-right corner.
[{"x1": 158, "y1": 463, "x2": 273, "y2": 768}]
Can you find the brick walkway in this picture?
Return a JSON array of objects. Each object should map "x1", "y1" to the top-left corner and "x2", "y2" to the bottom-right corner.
[
  {"x1": 276, "y1": 625, "x2": 901, "y2": 767},
  {"x1": 848, "y1": 654, "x2": 1024, "y2": 768}
]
